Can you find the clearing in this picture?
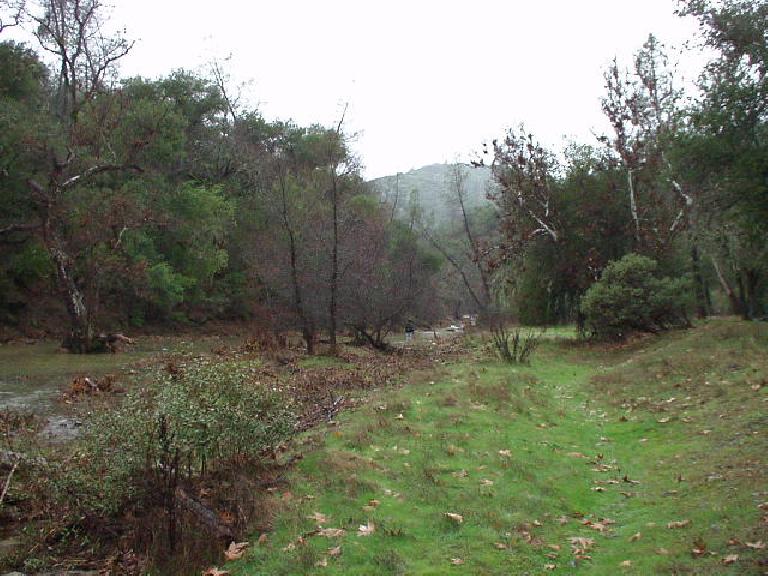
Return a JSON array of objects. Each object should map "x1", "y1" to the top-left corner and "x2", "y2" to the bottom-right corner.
[{"x1": 226, "y1": 320, "x2": 767, "y2": 575}]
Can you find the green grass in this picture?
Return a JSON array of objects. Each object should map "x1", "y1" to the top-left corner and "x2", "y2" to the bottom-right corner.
[{"x1": 231, "y1": 320, "x2": 767, "y2": 575}]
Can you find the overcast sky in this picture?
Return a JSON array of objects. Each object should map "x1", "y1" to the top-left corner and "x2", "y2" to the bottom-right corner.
[{"x1": 18, "y1": 0, "x2": 707, "y2": 178}]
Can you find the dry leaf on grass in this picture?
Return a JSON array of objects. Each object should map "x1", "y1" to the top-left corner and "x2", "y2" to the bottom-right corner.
[
  {"x1": 358, "y1": 521, "x2": 376, "y2": 536},
  {"x1": 620, "y1": 560, "x2": 632, "y2": 567},
  {"x1": 667, "y1": 519, "x2": 691, "y2": 529},
  {"x1": 450, "y1": 558, "x2": 464, "y2": 565},
  {"x1": 224, "y1": 541, "x2": 249, "y2": 561},
  {"x1": 544, "y1": 564, "x2": 556, "y2": 570},
  {"x1": 318, "y1": 528, "x2": 346, "y2": 537},
  {"x1": 656, "y1": 547, "x2": 670, "y2": 555},
  {"x1": 629, "y1": 532, "x2": 641, "y2": 542},
  {"x1": 308, "y1": 512, "x2": 328, "y2": 524},
  {"x1": 368, "y1": 499, "x2": 381, "y2": 507},
  {"x1": 203, "y1": 568, "x2": 230, "y2": 576},
  {"x1": 722, "y1": 554, "x2": 739, "y2": 565},
  {"x1": 746, "y1": 541, "x2": 765, "y2": 549},
  {"x1": 314, "y1": 558, "x2": 328, "y2": 568},
  {"x1": 328, "y1": 546, "x2": 342, "y2": 557},
  {"x1": 444, "y1": 512, "x2": 464, "y2": 524},
  {"x1": 494, "y1": 542, "x2": 508, "y2": 549}
]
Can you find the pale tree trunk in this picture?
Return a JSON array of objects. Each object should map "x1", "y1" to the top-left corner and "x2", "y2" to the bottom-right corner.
[{"x1": 46, "y1": 224, "x2": 94, "y2": 352}]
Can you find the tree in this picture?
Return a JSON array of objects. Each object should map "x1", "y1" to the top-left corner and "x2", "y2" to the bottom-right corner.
[
  {"x1": 601, "y1": 35, "x2": 691, "y2": 259},
  {"x1": 673, "y1": 0, "x2": 767, "y2": 318},
  {"x1": 1, "y1": 1, "x2": 191, "y2": 351}
]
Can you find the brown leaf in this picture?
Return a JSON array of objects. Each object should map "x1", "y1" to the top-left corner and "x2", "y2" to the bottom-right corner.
[
  {"x1": 494, "y1": 542, "x2": 508, "y2": 549},
  {"x1": 667, "y1": 519, "x2": 691, "y2": 529},
  {"x1": 224, "y1": 541, "x2": 249, "y2": 562},
  {"x1": 629, "y1": 532, "x2": 641, "y2": 542},
  {"x1": 368, "y1": 499, "x2": 381, "y2": 508},
  {"x1": 203, "y1": 568, "x2": 230, "y2": 576},
  {"x1": 318, "y1": 528, "x2": 346, "y2": 538},
  {"x1": 444, "y1": 512, "x2": 464, "y2": 524},
  {"x1": 328, "y1": 546, "x2": 342, "y2": 557},
  {"x1": 620, "y1": 560, "x2": 632, "y2": 567},
  {"x1": 544, "y1": 564, "x2": 556, "y2": 570},
  {"x1": 746, "y1": 541, "x2": 765, "y2": 550},
  {"x1": 257, "y1": 534, "x2": 268, "y2": 545},
  {"x1": 308, "y1": 512, "x2": 328, "y2": 524},
  {"x1": 450, "y1": 558, "x2": 464, "y2": 565},
  {"x1": 722, "y1": 554, "x2": 739, "y2": 565}
]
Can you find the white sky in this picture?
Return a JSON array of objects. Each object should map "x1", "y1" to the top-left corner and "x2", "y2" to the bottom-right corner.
[{"x1": 15, "y1": 0, "x2": 707, "y2": 178}]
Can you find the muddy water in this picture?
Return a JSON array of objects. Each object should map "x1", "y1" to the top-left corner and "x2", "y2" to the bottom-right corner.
[{"x1": 0, "y1": 336, "x2": 230, "y2": 414}]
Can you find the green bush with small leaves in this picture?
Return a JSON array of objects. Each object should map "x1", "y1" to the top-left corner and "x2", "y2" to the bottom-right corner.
[
  {"x1": 581, "y1": 253, "x2": 691, "y2": 340},
  {"x1": 61, "y1": 359, "x2": 295, "y2": 514}
]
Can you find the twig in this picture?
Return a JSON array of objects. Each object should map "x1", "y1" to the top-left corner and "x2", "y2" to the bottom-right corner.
[{"x1": 0, "y1": 460, "x2": 19, "y2": 508}]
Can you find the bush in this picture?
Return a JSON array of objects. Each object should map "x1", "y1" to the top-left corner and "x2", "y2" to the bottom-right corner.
[
  {"x1": 581, "y1": 253, "x2": 691, "y2": 340},
  {"x1": 62, "y1": 359, "x2": 296, "y2": 515}
]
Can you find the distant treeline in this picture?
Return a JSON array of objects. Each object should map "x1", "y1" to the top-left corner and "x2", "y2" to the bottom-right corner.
[{"x1": 0, "y1": 0, "x2": 765, "y2": 351}]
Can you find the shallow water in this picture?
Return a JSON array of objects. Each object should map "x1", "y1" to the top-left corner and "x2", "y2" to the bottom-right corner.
[{"x1": 0, "y1": 336, "x2": 231, "y2": 413}]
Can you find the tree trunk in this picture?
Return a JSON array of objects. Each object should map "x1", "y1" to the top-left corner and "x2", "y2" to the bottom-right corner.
[
  {"x1": 329, "y1": 175, "x2": 339, "y2": 355},
  {"x1": 690, "y1": 242, "x2": 709, "y2": 319},
  {"x1": 46, "y1": 228, "x2": 95, "y2": 353}
]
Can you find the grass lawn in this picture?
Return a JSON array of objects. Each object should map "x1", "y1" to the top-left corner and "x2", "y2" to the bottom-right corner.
[{"x1": 228, "y1": 319, "x2": 767, "y2": 575}]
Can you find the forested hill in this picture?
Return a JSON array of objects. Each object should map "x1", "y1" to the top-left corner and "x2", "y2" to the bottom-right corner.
[{"x1": 368, "y1": 163, "x2": 494, "y2": 224}]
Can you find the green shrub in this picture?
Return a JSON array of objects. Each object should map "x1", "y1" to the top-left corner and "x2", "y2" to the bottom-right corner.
[
  {"x1": 63, "y1": 359, "x2": 296, "y2": 514},
  {"x1": 581, "y1": 253, "x2": 691, "y2": 340}
]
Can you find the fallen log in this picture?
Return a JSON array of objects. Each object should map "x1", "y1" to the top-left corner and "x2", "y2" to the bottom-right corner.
[{"x1": 175, "y1": 487, "x2": 234, "y2": 540}]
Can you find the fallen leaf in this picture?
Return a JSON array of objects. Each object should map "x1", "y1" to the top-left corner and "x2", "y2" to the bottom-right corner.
[
  {"x1": 668, "y1": 519, "x2": 691, "y2": 529},
  {"x1": 480, "y1": 479, "x2": 494, "y2": 486},
  {"x1": 620, "y1": 560, "x2": 632, "y2": 567},
  {"x1": 203, "y1": 569, "x2": 230, "y2": 576},
  {"x1": 450, "y1": 558, "x2": 464, "y2": 565},
  {"x1": 224, "y1": 541, "x2": 249, "y2": 561},
  {"x1": 452, "y1": 469, "x2": 469, "y2": 478},
  {"x1": 544, "y1": 564, "x2": 556, "y2": 570},
  {"x1": 629, "y1": 532, "x2": 641, "y2": 542},
  {"x1": 357, "y1": 521, "x2": 375, "y2": 536},
  {"x1": 318, "y1": 528, "x2": 346, "y2": 538},
  {"x1": 498, "y1": 449, "x2": 512, "y2": 457},
  {"x1": 746, "y1": 541, "x2": 765, "y2": 550},
  {"x1": 444, "y1": 512, "x2": 464, "y2": 524},
  {"x1": 655, "y1": 547, "x2": 669, "y2": 555},
  {"x1": 722, "y1": 554, "x2": 739, "y2": 565},
  {"x1": 368, "y1": 499, "x2": 381, "y2": 507},
  {"x1": 657, "y1": 417, "x2": 670, "y2": 423},
  {"x1": 328, "y1": 546, "x2": 342, "y2": 557},
  {"x1": 692, "y1": 536, "x2": 707, "y2": 556},
  {"x1": 557, "y1": 516, "x2": 569, "y2": 525},
  {"x1": 494, "y1": 542, "x2": 508, "y2": 549},
  {"x1": 315, "y1": 558, "x2": 328, "y2": 568},
  {"x1": 395, "y1": 413, "x2": 404, "y2": 420},
  {"x1": 257, "y1": 534, "x2": 268, "y2": 545},
  {"x1": 308, "y1": 512, "x2": 328, "y2": 524},
  {"x1": 567, "y1": 452, "x2": 587, "y2": 458},
  {"x1": 548, "y1": 544, "x2": 561, "y2": 551}
]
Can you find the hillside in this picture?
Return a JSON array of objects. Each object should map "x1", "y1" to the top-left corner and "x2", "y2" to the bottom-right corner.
[{"x1": 368, "y1": 163, "x2": 495, "y2": 225}]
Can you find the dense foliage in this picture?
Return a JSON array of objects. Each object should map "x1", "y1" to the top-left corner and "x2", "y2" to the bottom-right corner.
[
  {"x1": 581, "y1": 254, "x2": 691, "y2": 340},
  {"x1": 61, "y1": 359, "x2": 295, "y2": 514},
  {"x1": 0, "y1": 0, "x2": 765, "y2": 348}
]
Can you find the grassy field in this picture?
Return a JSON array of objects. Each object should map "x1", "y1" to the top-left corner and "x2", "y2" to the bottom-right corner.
[{"x1": 227, "y1": 320, "x2": 767, "y2": 575}]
